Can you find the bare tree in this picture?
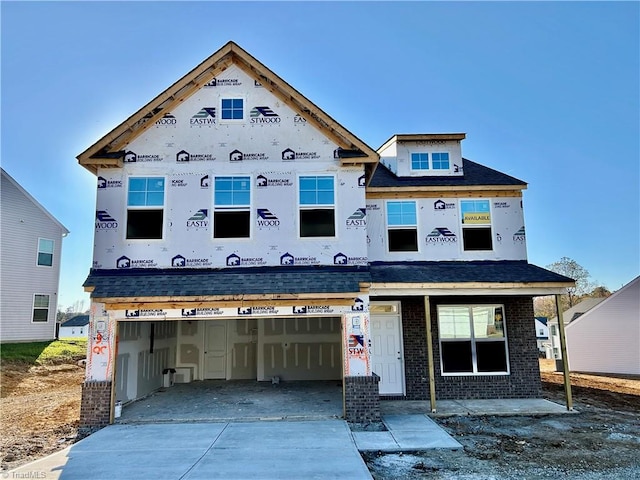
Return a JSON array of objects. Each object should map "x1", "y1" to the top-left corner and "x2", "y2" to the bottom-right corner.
[{"x1": 546, "y1": 257, "x2": 594, "y2": 308}]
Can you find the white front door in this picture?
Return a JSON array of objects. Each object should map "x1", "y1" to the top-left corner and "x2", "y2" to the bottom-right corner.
[
  {"x1": 204, "y1": 322, "x2": 227, "y2": 379},
  {"x1": 370, "y1": 303, "x2": 405, "y2": 395}
]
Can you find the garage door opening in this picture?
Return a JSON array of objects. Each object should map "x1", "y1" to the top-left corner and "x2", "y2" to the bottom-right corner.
[{"x1": 114, "y1": 316, "x2": 345, "y2": 422}]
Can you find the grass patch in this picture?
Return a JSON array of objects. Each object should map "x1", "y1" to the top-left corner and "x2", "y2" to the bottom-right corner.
[{"x1": 1, "y1": 339, "x2": 87, "y2": 365}]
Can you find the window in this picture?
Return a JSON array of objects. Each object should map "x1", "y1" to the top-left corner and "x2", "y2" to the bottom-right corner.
[
  {"x1": 32, "y1": 294, "x2": 50, "y2": 322},
  {"x1": 460, "y1": 199, "x2": 492, "y2": 251},
  {"x1": 551, "y1": 325, "x2": 557, "y2": 336},
  {"x1": 387, "y1": 201, "x2": 418, "y2": 251},
  {"x1": 126, "y1": 177, "x2": 165, "y2": 239},
  {"x1": 299, "y1": 176, "x2": 335, "y2": 237},
  {"x1": 214, "y1": 176, "x2": 250, "y2": 238},
  {"x1": 411, "y1": 152, "x2": 450, "y2": 171},
  {"x1": 37, "y1": 238, "x2": 54, "y2": 266},
  {"x1": 411, "y1": 153, "x2": 429, "y2": 170},
  {"x1": 432, "y1": 152, "x2": 450, "y2": 170},
  {"x1": 221, "y1": 98, "x2": 244, "y2": 120},
  {"x1": 438, "y1": 305, "x2": 508, "y2": 375}
]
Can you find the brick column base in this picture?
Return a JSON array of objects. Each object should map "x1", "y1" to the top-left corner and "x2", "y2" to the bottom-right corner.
[
  {"x1": 344, "y1": 375, "x2": 380, "y2": 423},
  {"x1": 80, "y1": 381, "x2": 112, "y2": 428}
]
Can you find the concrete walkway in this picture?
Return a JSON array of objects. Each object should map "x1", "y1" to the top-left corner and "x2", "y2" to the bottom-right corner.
[{"x1": 353, "y1": 414, "x2": 462, "y2": 451}]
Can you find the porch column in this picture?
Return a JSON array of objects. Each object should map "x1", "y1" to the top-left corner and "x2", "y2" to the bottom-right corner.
[
  {"x1": 555, "y1": 294, "x2": 574, "y2": 411},
  {"x1": 342, "y1": 311, "x2": 380, "y2": 423},
  {"x1": 424, "y1": 296, "x2": 437, "y2": 413},
  {"x1": 80, "y1": 302, "x2": 116, "y2": 428}
]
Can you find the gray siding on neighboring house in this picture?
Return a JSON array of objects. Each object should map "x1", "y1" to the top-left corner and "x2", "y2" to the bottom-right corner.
[
  {"x1": 566, "y1": 277, "x2": 640, "y2": 375},
  {"x1": 1, "y1": 169, "x2": 68, "y2": 342}
]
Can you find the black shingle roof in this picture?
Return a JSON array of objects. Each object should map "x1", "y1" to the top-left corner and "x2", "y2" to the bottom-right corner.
[
  {"x1": 61, "y1": 315, "x2": 90, "y2": 327},
  {"x1": 370, "y1": 261, "x2": 574, "y2": 284},
  {"x1": 369, "y1": 158, "x2": 527, "y2": 188},
  {"x1": 84, "y1": 266, "x2": 371, "y2": 298}
]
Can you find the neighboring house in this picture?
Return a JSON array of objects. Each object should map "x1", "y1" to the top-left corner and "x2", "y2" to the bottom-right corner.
[
  {"x1": 566, "y1": 277, "x2": 639, "y2": 375},
  {"x1": 76, "y1": 42, "x2": 574, "y2": 427},
  {"x1": 548, "y1": 297, "x2": 605, "y2": 360},
  {"x1": 0, "y1": 169, "x2": 69, "y2": 343},
  {"x1": 59, "y1": 315, "x2": 90, "y2": 338},
  {"x1": 534, "y1": 317, "x2": 550, "y2": 357}
]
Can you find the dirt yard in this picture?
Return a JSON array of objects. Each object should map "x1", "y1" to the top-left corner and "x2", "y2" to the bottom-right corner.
[
  {"x1": 1, "y1": 359, "x2": 639, "y2": 478},
  {"x1": 365, "y1": 360, "x2": 640, "y2": 479},
  {"x1": 0, "y1": 362, "x2": 86, "y2": 471}
]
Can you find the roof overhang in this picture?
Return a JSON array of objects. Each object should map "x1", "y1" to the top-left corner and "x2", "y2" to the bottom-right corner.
[
  {"x1": 366, "y1": 185, "x2": 526, "y2": 198},
  {"x1": 378, "y1": 133, "x2": 467, "y2": 152},
  {"x1": 370, "y1": 282, "x2": 572, "y2": 297},
  {"x1": 77, "y1": 41, "x2": 379, "y2": 176}
]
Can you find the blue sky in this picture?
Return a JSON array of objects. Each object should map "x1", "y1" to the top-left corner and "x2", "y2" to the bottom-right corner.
[{"x1": 2, "y1": 1, "x2": 639, "y2": 310}]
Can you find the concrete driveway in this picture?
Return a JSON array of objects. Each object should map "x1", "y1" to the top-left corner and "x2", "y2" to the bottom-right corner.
[{"x1": 7, "y1": 420, "x2": 372, "y2": 480}]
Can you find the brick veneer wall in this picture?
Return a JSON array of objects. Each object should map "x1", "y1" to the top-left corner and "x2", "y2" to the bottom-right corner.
[
  {"x1": 397, "y1": 295, "x2": 541, "y2": 400},
  {"x1": 398, "y1": 297, "x2": 430, "y2": 400},
  {"x1": 80, "y1": 380, "x2": 112, "y2": 427},
  {"x1": 344, "y1": 375, "x2": 381, "y2": 423}
]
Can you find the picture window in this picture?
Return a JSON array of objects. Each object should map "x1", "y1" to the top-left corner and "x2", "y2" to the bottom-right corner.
[{"x1": 438, "y1": 305, "x2": 509, "y2": 375}]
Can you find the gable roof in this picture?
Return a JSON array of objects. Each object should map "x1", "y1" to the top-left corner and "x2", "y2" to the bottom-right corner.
[
  {"x1": 368, "y1": 159, "x2": 527, "y2": 190},
  {"x1": 77, "y1": 41, "x2": 379, "y2": 175},
  {"x1": 61, "y1": 315, "x2": 90, "y2": 327},
  {"x1": 565, "y1": 276, "x2": 640, "y2": 329},
  {"x1": 549, "y1": 296, "x2": 606, "y2": 325},
  {"x1": 1, "y1": 168, "x2": 69, "y2": 234}
]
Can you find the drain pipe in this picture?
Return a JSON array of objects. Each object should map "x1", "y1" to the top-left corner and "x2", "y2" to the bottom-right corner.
[
  {"x1": 555, "y1": 294, "x2": 573, "y2": 411},
  {"x1": 424, "y1": 296, "x2": 437, "y2": 413}
]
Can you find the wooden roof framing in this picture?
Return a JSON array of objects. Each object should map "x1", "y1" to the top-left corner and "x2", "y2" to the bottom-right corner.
[{"x1": 77, "y1": 41, "x2": 379, "y2": 175}]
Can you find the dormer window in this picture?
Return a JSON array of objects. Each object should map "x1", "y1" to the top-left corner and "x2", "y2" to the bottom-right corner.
[
  {"x1": 411, "y1": 153, "x2": 429, "y2": 170},
  {"x1": 432, "y1": 152, "x2": 450, "y2": 170},
  {"x1": 411, "y1": 152, "x2": 450, "y2": 171}
]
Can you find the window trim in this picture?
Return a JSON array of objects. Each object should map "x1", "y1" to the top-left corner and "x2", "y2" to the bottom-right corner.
[
  {"x1": 219, "y1": 96, "x2": 246, "y2": 123},
  {"x1": 437, "y1": 304, "x2": 510, "y2": 376},
  {"x1": 32, "y1": 294, "x2": 50, "y2": 323},
  {"x1": 125, "y1": 176, "x2": 166, "y2": 241},
  {"x1": 213, "y1": 175, "x2": 252, "y2": 240},
  {"x1": 460, "y1": 199, "x2": 493, "y2": 252},
  {"x1": 385, "y1": 200, "x2": 419, "y2": 253},
  {"x1": 298, "y1": 175, "x2": 336, "y2": 239},
  {"x1": 36, "y1": 238, "x2": 54, "y2": 267}
]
